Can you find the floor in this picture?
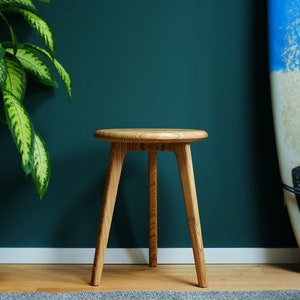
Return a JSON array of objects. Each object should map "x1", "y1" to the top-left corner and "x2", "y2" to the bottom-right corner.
[{"x1": 0, "y1": 264, "x2": 299, "y2": 292}]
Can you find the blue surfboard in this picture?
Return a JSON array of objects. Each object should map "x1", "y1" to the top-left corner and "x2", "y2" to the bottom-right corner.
[{"x1": 268, "y1": 0, "x2": 300, "y2": 247}]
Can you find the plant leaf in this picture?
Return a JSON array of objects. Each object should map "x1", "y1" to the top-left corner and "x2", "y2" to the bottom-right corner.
[
  {"x1": 19, "y1": 8, "x2": 55, "y2": 55},
  {"x1": 6, "y1": 47, "x2": 58, "y2": 87},
  {"x1": 0, "y1": 12, "x2": 19, "y2": 54},
  {"x1": 3, "y1": 91, "x2": 34, "y2": 175},
  {"x1": 53, "y1": 58, "x2": 72, "y2": 98},
  {"x1": 32, "y1": 132, "x2": 50, "y2": 198},
  {"x1": 0, "y1": 44, "x2": 7, "y2": 89},
  {"x1": 4, "y1": 53, "x2": 26, "y2": 102},
  {"x1": 23, "y1": 43, "x2": 72, "y2": 98},
  {"x1": 0, "y1": 0, "x2": 36, "y2": 11}
]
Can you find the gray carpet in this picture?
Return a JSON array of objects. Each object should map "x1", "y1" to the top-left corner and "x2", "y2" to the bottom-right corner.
[{"x1": 0, "y1": 291, "x2": 300, "y2": 300}]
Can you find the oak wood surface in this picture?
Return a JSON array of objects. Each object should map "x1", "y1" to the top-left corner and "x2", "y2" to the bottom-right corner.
[
  {"x1": 0, "y1": 264, "x2": 299, "y2": 292},
  {"x1": 173, "y1": 143, "x2": 207, "y2": 287},
  {"x1": 94, "y1": 128, "x2": 208, "y2": 143},
  {"x1": 148, "y1": 150, "x2": 158, "y2": 267},
  {"x1": 91, "y1": 143, "x2": 127, "y2": 286}
]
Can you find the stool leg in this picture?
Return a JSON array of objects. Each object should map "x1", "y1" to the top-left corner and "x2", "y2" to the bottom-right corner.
[
  {"x1": 173, "y1": 143, "x2": 208, "y2": 288},
  {"x1": 91, "y1": 142, "x2": 127, "y2": 286},
  {"x1": 148, "y1": 151, "x2": 158, "y2": 267}
]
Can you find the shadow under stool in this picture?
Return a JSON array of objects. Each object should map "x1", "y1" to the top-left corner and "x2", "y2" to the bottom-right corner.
[{"x1": 90, "y1": 128, "x2": 208, "y2": 288}]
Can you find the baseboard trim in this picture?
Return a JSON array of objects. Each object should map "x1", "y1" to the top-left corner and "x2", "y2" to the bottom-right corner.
[{"x1": 0, "y1": 248, "x2": 299, "y2": 264}]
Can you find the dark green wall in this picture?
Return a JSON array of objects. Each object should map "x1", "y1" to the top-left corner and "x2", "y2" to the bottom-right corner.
[{"x1": 0, "y1": 0, "x2": 297, "y2": 248}]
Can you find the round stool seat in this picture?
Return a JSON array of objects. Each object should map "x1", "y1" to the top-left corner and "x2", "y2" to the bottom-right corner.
[{"x1": 94, "y1": 128, "x2": 208, "y2": 143}]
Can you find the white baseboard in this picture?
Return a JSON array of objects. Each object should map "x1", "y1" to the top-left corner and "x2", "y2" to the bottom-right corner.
[{"x1": 0, "y1": 248, "x2": 299, "y2": 264}]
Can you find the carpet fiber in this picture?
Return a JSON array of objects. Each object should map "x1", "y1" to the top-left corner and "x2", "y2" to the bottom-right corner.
[{"x1": 0, "y1": 291, "x2": 300, "y2": 300}]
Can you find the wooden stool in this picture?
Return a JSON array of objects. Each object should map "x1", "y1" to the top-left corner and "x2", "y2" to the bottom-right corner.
[{"x1": 90, "y1": 128, "x2": 208, "y2": 288}]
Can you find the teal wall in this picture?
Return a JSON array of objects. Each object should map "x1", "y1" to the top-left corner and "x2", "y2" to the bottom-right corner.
[{"x1": 0, "y1": 0, "x2": 297, "y2": 248}]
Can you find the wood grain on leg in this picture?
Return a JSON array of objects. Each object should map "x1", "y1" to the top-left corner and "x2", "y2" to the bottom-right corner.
[
  {"x1": 148, "y1": 150, "x2": 158, "y2": 267},
  {"x1": 91, "y1": 142, "x2": 127, "y2": 286},
  {"x1": 173, "y1": 143, "x2": 207, "y2": 288}
]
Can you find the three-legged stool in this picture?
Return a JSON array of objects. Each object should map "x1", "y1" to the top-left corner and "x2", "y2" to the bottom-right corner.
[{"x1": 90, "y1": 128, "x2": 208, "y2": 288}]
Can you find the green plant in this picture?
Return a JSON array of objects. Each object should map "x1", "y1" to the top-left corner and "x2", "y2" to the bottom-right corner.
[{"x1": 0, "y1": 0, "x2": 72, "y2": 198}]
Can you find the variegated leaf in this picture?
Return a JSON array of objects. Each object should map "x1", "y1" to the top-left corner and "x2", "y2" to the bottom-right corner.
[
  {"x1": 0, "y1": 12, "x2": 19, "y2": 54},
  {"x1": 3, "y1": 92, "x2": 34, "y2": 175},
  {"x1": 0, "y1": 44, "x2": 7, "y2": 89},
  {"x1": 4, "y1": 53, "x2": 26, "y2": 102},
  {"x1": 0, "y1": 0, "x2": 36, "y2": 10},
  {"x1": 53, "y1": 58, "x2": 72, "y2": 98},
  {"x1": 6, "y1": 47, "x2": 58, "y2": 87},
  {"x1": 32, "y1": 132, "x2": 50, "y2": 198},
  {"x1": 19, "y1": 9, "x2": 55, "y2": 55},
  {"x1": 23, "y1": 43, "x2": 72, "y2": 98}
]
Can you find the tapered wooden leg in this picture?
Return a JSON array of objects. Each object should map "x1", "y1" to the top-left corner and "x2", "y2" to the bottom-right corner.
[
  {"x1": 91, "y1": 142, "x2": 127, "y2": 286},
  {"x1": 148, "y1": 151, "x2": 158, "y2": 267},
  {"x1": 173, "y1": 143, "x2": 207, "y2": 288}
]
